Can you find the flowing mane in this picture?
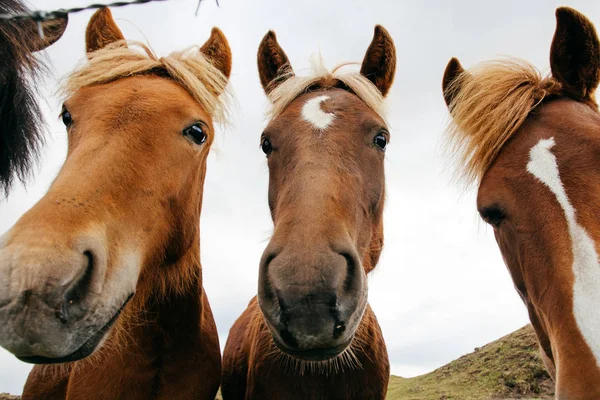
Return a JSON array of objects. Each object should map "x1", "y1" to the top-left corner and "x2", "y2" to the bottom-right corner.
[
  {"x1": 445, "y1": 58, "x2": 562, "y2": 185},
  {"x1": 0, "y1": 0, "x2": 46, "y2": 195},
  {"x1": 266, "y1": 57, "x2": 386, "y2": 120},
  {"x1": 63, "y1": 41, "x2": 231, "y2": 124}
]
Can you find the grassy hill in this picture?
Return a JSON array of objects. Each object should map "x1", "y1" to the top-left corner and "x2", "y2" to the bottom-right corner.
[{"x1": 387, "y1": 325, "x2": 555, "y2": 400}]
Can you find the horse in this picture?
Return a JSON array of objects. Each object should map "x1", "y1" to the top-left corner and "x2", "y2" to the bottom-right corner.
[
  {"x1": 222, "y1": 26, "x2": 396, "y2": 400},
  {"x1": 442, "y1": 7, "x2": 600, "y2": 399},
  {"x1": 0, "y1": 8, "x2": 232, "y2": 399},
  {"x1": 0, "y1": 0, "x2": 67, "y2": 197}
]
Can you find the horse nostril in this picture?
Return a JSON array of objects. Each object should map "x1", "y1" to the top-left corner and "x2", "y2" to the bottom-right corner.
[
  {"x1": 333, "y1": 322, "x2": 346, "y2": 339},
  {"x1": 279, "y1": 328, "x2": 299, "y2": 348},
  {"x1": 18, "y1": 289, "x2": 33, "y2": 306},
  {"x1": 259, "y1": 251, "x2": 279, "y2": 302},
  {"x1": 58, "y1": 251, "x2": 94, "y2": 323},
  {"x1": 341, "y1": 251, "x2": 359, "y2": 292}
]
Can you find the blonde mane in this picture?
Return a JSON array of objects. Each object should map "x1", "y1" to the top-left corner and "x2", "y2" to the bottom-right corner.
[
  {"x1": 63, "y1": 41, "x2": 231, "y2": 124},
  {"x1": 266, "y1": 56, "x2": 386, "y2": 120},
  {"x1": 445, "y1": 58, "x2": 561, "y2": 185}
]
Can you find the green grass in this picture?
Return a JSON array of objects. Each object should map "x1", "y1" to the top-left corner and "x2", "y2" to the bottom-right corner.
[{"x1": 386, "y1": 325, "x2": 555, "y2": 400}]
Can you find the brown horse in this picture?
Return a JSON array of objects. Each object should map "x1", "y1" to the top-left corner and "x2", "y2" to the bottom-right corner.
[
  {"x1": 443, "y1": 7, "x2": 600, "y2": 399},
  {"x1": 222, "y1": 26, "x2": 395, "y2": 400},
  {"x1": 0, "y1": 8, "x2": 231, "y2": 399},
  {"x1": 0, "y1": 0, "x2": 67, "y2": 196}
]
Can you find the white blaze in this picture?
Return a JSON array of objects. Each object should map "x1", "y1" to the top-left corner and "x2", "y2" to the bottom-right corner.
[
  {"x1": 527, "y1": 137, "x2": 600, "y2": 368},
  {"x1": 301, "y1": 95, "x2": 335, "y2": 130}
]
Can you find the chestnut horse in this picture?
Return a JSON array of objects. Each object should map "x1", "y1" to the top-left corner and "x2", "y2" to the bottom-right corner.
[
  {"x1": 443, "y1": 7, "x2": 600, "y2": 399},
  {"x1": 0, "y1": 0, "x2": 67, "y2": 196},
  {"x1": 222, "y1": 26, "x2": 396, "y2": 400},
  {"x1": 0, "y1": 8, "x2": 231, "y2": 399}
]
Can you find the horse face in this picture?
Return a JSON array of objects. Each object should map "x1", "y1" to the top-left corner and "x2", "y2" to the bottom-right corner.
[
  {"x1": 0, "y1": 75, "x2": 214, "y2": 363},
  {"x1": 258, "y1": 89, "x2": 388, "y2": 360},
  {"x1": 0, "y1": 9, "x2": 231, "y2": 363},
  {"x1": 476, "y1": 102, "x2": 600, "y2": 395},
  {"x1": 255, "y1": 27, "x2": 395, "y2": 361},
  {"x1": 443, "y1": 7, "x2": 600, "y2": 397}
]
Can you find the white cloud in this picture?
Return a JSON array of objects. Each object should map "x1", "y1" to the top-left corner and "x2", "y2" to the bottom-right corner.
[{"x1": 1, "y1": 0, "x2": 599, "y2": 394}]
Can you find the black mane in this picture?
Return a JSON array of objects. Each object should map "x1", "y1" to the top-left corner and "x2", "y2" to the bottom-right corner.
[{"x1": 0, "y1": 0, "x2": 46, "y2": 197}]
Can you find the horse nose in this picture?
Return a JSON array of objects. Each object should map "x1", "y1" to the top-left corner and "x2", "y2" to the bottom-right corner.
[
  {"x1": 274, "y1": 291, "x2": 345, "y2": 348},
  {"x1": 258, "y1": 242, "x2": 366, "y2": 356},
  {"x1": 0, "y1": 234, "x2": 107, "y2": 324},
  {"x1": 0, "y1": 232, "x2": 110, "y2": 357}
]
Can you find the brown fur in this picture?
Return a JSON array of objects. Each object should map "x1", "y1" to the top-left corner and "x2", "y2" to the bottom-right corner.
[
  {"x1": 66, "y1": 37, "x2": 230, "y2": 125},
  {"x1": 222, "y1": 27, "x2": 395, "y2": 400},
  {"x1": 256, "y1": 31, "x2": 293, "y2": 94},
  {"x1": 443, "y1": 7, "x2": 600, "y2": 398},
  {"x1": 550, "y1": 7, "x2": 600, "y2": 101},
  {"x1": 223, "y1": 298, "x2": 389, "y2": 400},
  {"x1": 265, "y1": 57, "x2": 386, "y2": 122},
  {"x1": 200, "y1": 27, "x2": 233, "y2": 81},
  {"x1": 359, "y1": 25, "x2": 396, "y2": 97},
  {"x1": 85, "y1": 7, "x2": 124, "y2": 54},
  {"x1": 443, "y1": 58, "x2": 561, "y2": 186},
  {"x1": 0, "y1": 8, "x2": 232, "y2": 399}
]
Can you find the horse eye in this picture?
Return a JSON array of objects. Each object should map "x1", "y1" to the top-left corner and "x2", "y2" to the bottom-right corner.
[
  {"x1": 61, "y1": 110, "x2": 72, "y2": 127},
  {"x1": 479, "y1": 206, "x2": 505, "y2": 227},
  {"x1": 183, "y1": 124, "x2": 207, "y2": 145},
  {"x1": 373, "y1": 132, "x2": 388, "y2": 150},
  {"x1": 261, "y1": 138, "x2": 273, "y2": 155}
]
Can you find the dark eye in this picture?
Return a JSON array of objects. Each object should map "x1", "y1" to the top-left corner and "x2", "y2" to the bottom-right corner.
[
  {"x1": 373, "y1": 131, "x2": 388, "y2": 150},
  {"x1": 61, "y1": 109, "x2": 72, "y2": 127},
  {"x1": 183, "y1": 124, "x2": 207, "y2": 145},
  {"x1": 261, "y1": 137, "x2": 273, "y2": 155},
  {"x1": 479, "y1": 206, "x2": 505, "y2": 227}
]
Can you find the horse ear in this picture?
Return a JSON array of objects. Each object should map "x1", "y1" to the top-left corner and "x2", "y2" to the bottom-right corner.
[
  {"x1": 85, "y1": 8, "x2": 125, "y2": 55},
  {"x1": 18, "y1": 15, "x2": 68, "y2": 53},
  {"x1": 550, "y1": 7, "x2": 600, "y2": 100},
  {"x1": 200, "y1": 27, "x2": 232, "y2": 79},
  {"x1": 360, "y1": 25, "x2": 396, "y2": 97},
  {"x1": 257, "y1": 31, "x2": 294, "y2": 94},
  {"x1": 442, "y1": 57, "x2": 465, "y2": 108}
]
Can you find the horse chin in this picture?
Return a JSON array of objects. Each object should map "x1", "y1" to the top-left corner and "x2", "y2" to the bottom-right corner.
[
  {"x1": 271, "y1": 334, "x2": 353, "y2": 362},
  {"x1": 15, "y1": 293, "x2": 133, "y2": 364}
]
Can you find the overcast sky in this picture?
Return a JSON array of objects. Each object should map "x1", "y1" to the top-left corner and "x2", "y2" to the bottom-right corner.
[{"x1": 1, "y1": 0, "x2": 599, "y2": 394}]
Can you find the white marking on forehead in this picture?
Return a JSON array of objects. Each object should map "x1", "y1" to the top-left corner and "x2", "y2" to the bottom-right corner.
[
  {"x1": 527, "y1": 137, "x2": 600, "y2": 368},
  {"x1": 301, "y1": 95, "x2": 335, "y2": 130}
]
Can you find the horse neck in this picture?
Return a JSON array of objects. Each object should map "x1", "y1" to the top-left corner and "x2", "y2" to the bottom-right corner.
[{"x1": 110, "y1": 228, "x2": 205, "y2": 353}]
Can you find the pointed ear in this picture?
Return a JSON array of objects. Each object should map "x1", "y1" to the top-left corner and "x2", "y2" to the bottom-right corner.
[
  {"x1": 85, "y1": 8, "x2": 125, "y2": 55},
  {"x1": 257, "y1": 31, "x2": 294, "y2": 94},
  {"x1": 550, "y1": 7, "x2": 600, "y2": 100},
  {"x1": 200, "y1": 27, "x2": 232, "y2": 79},
  {"x1": 360, "y1": 25, "x2": 396, "y2": 97},
  {"x1": 18, "y1": 15, "x2": 68, "y2": 53},
  {"x1": 442, "y1": 57, "x2": 466, "y2": 108}
]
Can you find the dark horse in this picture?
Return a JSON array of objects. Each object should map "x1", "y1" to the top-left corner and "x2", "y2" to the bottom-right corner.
[{"x1": 0, "y1": 0, "x2": 67, "y2": 196}]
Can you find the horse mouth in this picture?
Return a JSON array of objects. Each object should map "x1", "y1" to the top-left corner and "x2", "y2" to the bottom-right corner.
[
  {"x1": 272, "y1": 335, "x2": 353, "y2": 361},
  {"x1": 16, "y1": 294, "x2": 133, "y2": 364}
]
